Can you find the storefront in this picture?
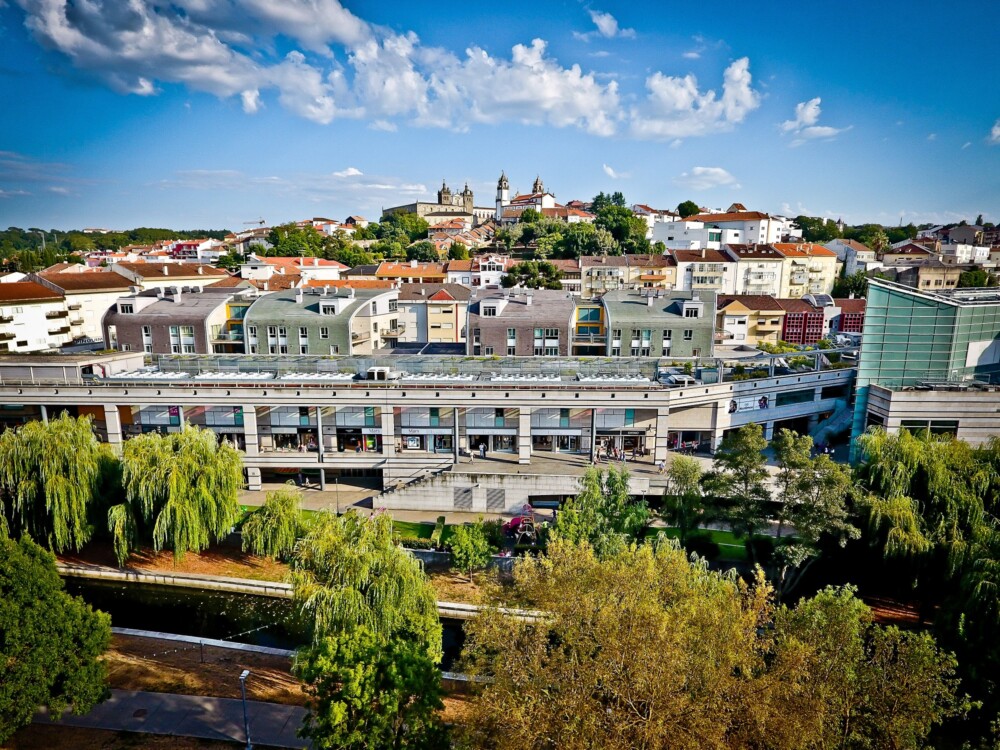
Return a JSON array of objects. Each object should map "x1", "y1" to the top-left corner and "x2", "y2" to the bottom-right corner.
[
  {"x1": 467, "y1": 432, "x2": 517, "y2": 453},
  {"x1": 400, "y1": 428, "x2": 454, "y2": 453},
  {"x1": 336, "y1": 428, "x2": 382, "y2": 452},
  {"x1": 597, "y1": 428, "x2": 648, "y2": 455},
  {"x1": 531, "y1": 431, "x2": 582, "y2": 453}
]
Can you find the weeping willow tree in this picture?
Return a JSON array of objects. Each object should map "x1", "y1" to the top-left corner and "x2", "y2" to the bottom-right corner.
[
  {"x1": 108, "y1": 425, "x2": 244, "y2": 564},
  {"x1": 0, "y1": 414, "x2": 112, "y2": 553},
  {"x1": 290, "y1": 510, "x2": 442, "y2": 662},
  {"x1": 241, "y1": 484, "x2": 304, "y2": 560}
]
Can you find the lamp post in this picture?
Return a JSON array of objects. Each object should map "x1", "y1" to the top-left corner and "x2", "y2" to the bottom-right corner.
[{"x1": 239, "y1": 669, "x2": 252, "y2": 750}]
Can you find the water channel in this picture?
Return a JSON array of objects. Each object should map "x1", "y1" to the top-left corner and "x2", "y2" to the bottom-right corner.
[{"x1": 65, "y1": 578, "x2": 467, "y2": 670}]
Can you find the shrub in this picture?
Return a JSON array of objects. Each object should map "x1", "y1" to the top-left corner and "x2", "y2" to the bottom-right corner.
[
  {"x1": 396, "y1": 536, "x2": 438, "y2": 550},
  {"x1": 430, "y1": 515, "x2": 446, "y2": 549},
  {"x1": 481, "y1": 518, "x2": 505, "y2": 549},
  {"x1": 684, "y1": 531, "x2": 721, "y2": 561}
]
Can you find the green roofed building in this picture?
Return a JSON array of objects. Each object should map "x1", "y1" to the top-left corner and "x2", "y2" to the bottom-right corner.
[
  {"x1": 851, "y1": 278, "x2": 1000, "y2": 457},
  {"x1": 599, "y1": 289, "x2": 717, "y2": 358}
]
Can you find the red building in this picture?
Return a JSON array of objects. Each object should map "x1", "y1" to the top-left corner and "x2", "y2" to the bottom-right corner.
[
  {"x1": 832, "y1": 297, "x2": 866, "y2": 334},
  {"x1": 777, "y1": 299, "x2": 826, "y2": 345}
]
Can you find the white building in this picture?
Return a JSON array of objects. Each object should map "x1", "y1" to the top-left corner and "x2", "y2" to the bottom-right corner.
[
  {"x1": 672, "y1": 249, "x2": 739, "y2": 295},
  {"x1": 0, "y1": 281, "x2": 74, "y2": 352},
  {"x1": 825, "y1": 239, "x2": 877, "y2": 276},
  {"x1": 683, "y1": 207, "x2": 787, "y2": 245},
  {"x1": 30, "y1": 269, "x2": 135, "y2": 343},
  {"x1": 652, "y1": 220, "x2": 743, "y2": 250}
]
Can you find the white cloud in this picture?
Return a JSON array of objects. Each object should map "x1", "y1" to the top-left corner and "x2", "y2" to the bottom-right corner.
[
  {"x1": 602, "y1": 163, "x2": 629, "y2": 179},
  {"x1": 630, "y1": 57, "x2": 760, "y2": 140},
  {"x1": 332, "y1": 167, "x2": 363, "y2": 178},
  {"x1": 11, "y1": 0, "x2": 759, "y2": 141},
  {"x1": 780, "y1": 97, "x2": 850, "y2": 146},
  {"x1": 0, "y1": 189, "x2": 31, "y2": 198},
  {"x1": 989, "y1": 119, "x2": 1000, "y2": 145},
  {"x1": 674, "y1": 166, "x2": 740, "y2": 191},
  {"x1": 962, "y1": 141, "x2": 972, "y2": 149},
  {"x1": 682, "y1": 51, "x2": 700, "y2": 60},
  {"x1": 927, "y1": 133, "x2": 937, "y2": 141},
  {"x1": 47, "y1": 186, "x2": 71, "y2": 194}
]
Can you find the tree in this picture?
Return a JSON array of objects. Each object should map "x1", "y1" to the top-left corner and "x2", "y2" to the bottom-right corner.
[
  {"x1": 703, "y1": 424, "x2": 771, "y2": 561},
  {"x1": 495, "y1": 225, "x2": 521, "y2": 252},
  {"x1": 266, "y1": 223, "x2": 325, "y2": 257},
  {"x1": 448, "y1": 521, "x2": 495, "y2": 581},
  {"x1": 518, "y1": 208, "x2": 541, "y2": 224},
  {"x1": 215, "y1": 251, "x2": 244, "y2": 270},
  {"x1": 860, "y1": 227, "x2": 890, "y2": 254},
  {"x1": 405, "y1": 241, "x2": 439, "y2": 262},
  {"x1": 832, "y1": 269, "x2": 870, "y2": 298},
  {"x1": 553, "y1": 465, "x2": 648, "y2": 557},
  {"x1": 553, "y1": 221, "x2": 598, "y2": 259},
  {"x1": 380, "y1": 213, "x2": 429, "y2": 242},
  {"x1": 958, "y1": 268, "x2": 997, "y2": 288},
  {"x1": 108, "y1": 425, "x2": 244, "y2": 564},
  {"x1": 771, "y1": 428, "x2": 812, "y2": 539},
  {"x1": 0, "y1": 414, "x2": 114, "y2": 553},
  {"x1": 0, "y1": 535, "x2": 111, "y2": 743},
  {"x1": 595, "y1": 205, "x2": 649, "y2": 253},
  {"x1": 241, "y1": 484, "x2": 304, "y2": 560},
  {"x1": 794, "y1": 215, "x2": 842, "y2": 243},
  {"x1": 501, "y1": 260, "x2": 563, "y2": 289},
  {"x1": 295, "y1": 626, "x2": 445, "y2": 750},
  {"x1": 447, "y1": 241, "x2": 469, "y2": 260},
  {"x1": 676, "y1": 200, "x2": 701, "y2": 219},
  {"x1": 591, "y1": 191, "x2": 626, "y2": 212},
  {"x1": 290, "y1": 511, "x2": 442, "y2": 660},
  {"x1": 659, "y1": 455, "x2": 708, "y2": 546}
]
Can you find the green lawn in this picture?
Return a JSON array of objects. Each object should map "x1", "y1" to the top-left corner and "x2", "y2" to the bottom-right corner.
[{"x1": 644, "y1": 526, "x2": 780, "y2": 562}]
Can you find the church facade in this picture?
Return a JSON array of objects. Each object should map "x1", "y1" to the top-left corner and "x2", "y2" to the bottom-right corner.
[{"x1": 382, "y1": 181, "x2": 494, "y2": 227}]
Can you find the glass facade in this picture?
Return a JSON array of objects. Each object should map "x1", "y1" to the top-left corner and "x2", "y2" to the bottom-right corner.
[{"x1": 851, "y1": 281, "x2": 1000, "y2": 452}]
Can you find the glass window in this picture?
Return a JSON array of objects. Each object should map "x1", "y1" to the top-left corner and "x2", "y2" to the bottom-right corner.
[
  {"x1": 683, "y1": 329, "x2": 693, "y2": 341},
  {"x1": 507, "y1": 328, "x2": 516, "y2": 339},
  {"x1": 494, "y1": 408, "x2": 505, "y2": 427},
  {"x1": 389, "y1": 300, "x2": 398, "y2": 312},
  {"x1": 320, "y1": 327, "x2": 329, "y2": 339},
  {"x1": 364, "y1": 407, "x2": 376, "y2": 426},
  {"x1": 429, "y1": 408, "x2": 440, "y2": 427},
  {"x1": 482, "y1": 306, "x2": 497, "y2": 317},
  {"x1": 299, "y1": 326, "x2": 308, "y2": 338},
  {"x1": 141, "y1": 325, "x2": 151, "y2": 336},
  {"x1": 118, "y1": 303, "x2": 133, "y2": 314}
]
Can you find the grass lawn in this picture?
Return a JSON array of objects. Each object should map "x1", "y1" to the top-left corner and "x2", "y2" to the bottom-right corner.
[{"x1": 645, "y1": 526, "x2": 775, "y2": 562}]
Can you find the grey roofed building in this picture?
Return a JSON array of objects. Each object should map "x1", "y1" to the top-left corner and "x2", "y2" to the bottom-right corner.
[
  {"x1": 600, "y1": 289, "x2": 716, "y2": 358},
  {"x1": 342, "y1": 264, "x2": 381, "y2": 279},
  {"x1": 243, "y1": 285, "x2": 401, "y2": 356},
  {"x1": 102, "y1": 286, "x2": 249, "y2": 354},
  {"x1": 467, "y1": 288, "x2": 576, "y2": 356}
]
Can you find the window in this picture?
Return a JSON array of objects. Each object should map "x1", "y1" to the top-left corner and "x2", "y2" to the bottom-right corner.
[
  {"x1": 249, "y1": 345, "x2": 257, "y2": 354},
  {"x1": 267, "y1": 325, "x2": 277, "y2": 337},
  {"x1": 371, "y1": 302, "x2": 378, "y2": 314},
  {"x1": 278, "y1": 326, "x2": 287, "y2": 337},
  {"x1": 663, "y1": 329, "x2": 672, "y2": 340},
  {"x1": 544, "y1": 328, "x2": 559, "y2": 338},
  {"x1": 299, "y1": 326, "x2": 308, "y2": 338},
  {"x1": 578, "y1": 307, "x2": 601, "y2": 322},
  {"x1": 545, "y1": 347, "x2": 558, "y2": 355},
  {"x1": 611, "y1": 347, "x2": 621, "y2": 356},
  {"x1": 683, "y1": 329, "x2": 693, "y2": 341},
  {"x1": 484, "y1": 346, "x2": 494, "y2": 355},
  {"x1": 118, "y1": 303, "x2": 133, "y2": 314},
  {"x1": 560, "y1": 409, "x2": 570, "y2": 428},
  {"x1": 169, "y1": 325, "x2": 179, "y2": 338},
  {"x1": 279, "y1": 344, "x2": 288, "y2": 354},
  {"x1": 248, "y1": 325, "x2": 257, "y2": 337},
  {"x1": 330, "y1": 345, "x2": 339, "y2": 354},
  {"x1": 534, "y1": 328, "x2": 543, "y2": 339},
  {"x1": 507, "y1": 328, "x2": 516, "y2": 339},
  {"x1": 122, "y1": 343, "x2": 132, "y2": 351},
  {"x1": 482, "y1": 306, "x2": 497, "y2": 317},
  {"x1": 507, "y1": 346, "x2": 517, "y2": 356},
  {"x1": 182, "y1": 344, "x2": 195, "y2": 353},
  {"x1": 612, "y1": 329, "x2": 622, "y2": 340},
  {"x1": 429, "y1": 408, "x2": 440, "y2": 427},
  {"x1": 319, "y1": 327, "x2": 329, "y2": 339},
  {"x1": 684, "y1": 308, "x2": 699, "y2": 318},
  {"x1": 534, "y1": 347, "x2": 543, "y2": 355},
  {"x1": 171, "y1": 344, "x2": 180, "y2": 353},
  {"x1": 141, "y1": 325, "x2": 151, "y2": 336},
  {"x1": 300, "y1": 344, "x2": 309, "y2": 354},
  {"x1": 364, "y1": 407, "x2": 376, "y2": 426},
  {"x1": 269, "y1": 345, "x2": 277, "y2": 354},
  {"x1": 144, "y1": 344, "x2": 152, "y2": 353},
  {"x1": 494, "y1": 408, "x2": 505, "y2": 427},
  {"x1": 388, "y1": 300, "x2": 398, "y2": 312}
]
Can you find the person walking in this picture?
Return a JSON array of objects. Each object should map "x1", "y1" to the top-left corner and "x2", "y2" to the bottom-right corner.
[
  {"x1": 479, "y1": 442, "x2": 487, "y2": 460},
  {"x1": 657, "y1": 459, "x2": 666, "y2": 474}
]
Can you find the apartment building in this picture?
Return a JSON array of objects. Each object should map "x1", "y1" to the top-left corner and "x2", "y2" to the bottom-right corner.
[
  {"x1": 31, "y1": 269, "x2": 133, "y2": 342},
  {"x1": 0, "y1": 282, "x2": 75, "y2": 352},
  {"x1": 716, "y1": 295, "x2": 786, "y2": 347},
  {"x1": 601, "y1": 289, "x2": 716, "y2": 358},
  {"x1": 467, "y1": 289, "x2": 576, "y2": 356},
  {"x1": 724, "y1": 244, "x2": 785, "y2": 296},
  {"x1": 673, "y1": 249, "x2": 738, "y2": 295},
  {"x1": 396, "y1": 284, "x2": 471, "y2": 344},
  {"x1": 772, "y1": 244, "x2": 839, "y2": 298}
]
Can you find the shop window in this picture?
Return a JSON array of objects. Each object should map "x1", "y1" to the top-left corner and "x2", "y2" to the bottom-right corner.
[
  {"x1": 364, "y1": 407, "x2": 376, "y2": 427},
  {"x1": 430, "y1": 408, "x2": 440, "y2": 427},
  {"x1": 494, "y1": 408, "x2": 505, "y2": 427}
]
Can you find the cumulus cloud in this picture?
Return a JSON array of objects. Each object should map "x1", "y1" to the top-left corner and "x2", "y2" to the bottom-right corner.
[
  {"x1": 630, "y1": 57, "x2": 760, "y2": 140},
  {"x1": 674, "y1": 166, "x2": 740, "y2": 191},
  {"x1": 10, "y1": 0, "x2": 758, "y2": 141},
  {"x1": 332, "y1": 167, "x2": 363, "y2": 178},
  {"x1": 602, "y1": 163, "x2": 628, "y2": 179},
  {"x1": 989, "y1": 119, "x2": 1000, "y2": 145},
  {"x1": 780, "y1": 97, "x2": 851, "y2": 146}
]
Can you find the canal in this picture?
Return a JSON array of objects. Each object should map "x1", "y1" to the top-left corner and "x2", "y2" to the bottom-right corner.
[{"x1": 65, "y1": 578, "x2": 467, "y2": 670}]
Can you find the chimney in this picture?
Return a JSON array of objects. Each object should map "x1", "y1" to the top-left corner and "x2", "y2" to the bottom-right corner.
[
  {"x1": 173, "y1": 285, "x2": 182, "y2": 302},
  {"x1": 647, "y1": 294, "x2": 654, "y2": 307},
  {"x1": 162, "y1": 264, "x2": 169, "y2": 275},
  {"x1": 197, "y1": 266, "x2": 204, "y2": 275},
  {"x1": 296, "y1": 288, "x2": 304, "y2": 304},
  {"x1": 298, "y1": 257, "x2": 304, "y2": 267},
  {"x1": 313, "y1": 257, "x2": 318, "y2": 267},
  {"x1": 410, "y1": 259, "x2": 418, "y2": 268},
  {"x1": 323, "y1": 285, "x2": 330, "y2": 296},
  {"x1": 701, "y1": 248, "x2": 706, "y2": 259},
  {"x1": 526, "y1": 292, "x2": 533, "y2": 306},
  {"x1": 157, "y1": 288, "x2": 164, "y2": 299},
  {"x1": 420, "y1": 288, "x2": 426, "y2": 296}
]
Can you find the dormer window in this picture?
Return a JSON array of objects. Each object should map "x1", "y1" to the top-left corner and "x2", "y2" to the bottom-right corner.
[
  {"x1": 482, "y1": 306, "x2": 497, "y2": 317},
  {"x1": 118, "y1": 303, "x2": 133, "y2": 314}
]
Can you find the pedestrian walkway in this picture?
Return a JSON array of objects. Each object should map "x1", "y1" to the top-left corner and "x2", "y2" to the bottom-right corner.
[{"x1": 35, "y1": 689, "x2": 309, "y2": 749}]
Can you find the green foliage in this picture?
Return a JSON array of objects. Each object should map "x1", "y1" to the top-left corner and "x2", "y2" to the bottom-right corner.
[
  {"x1": 109, "y1": 425, "x2": 244, "y2": 564},
  {"x1": 832, "y1": 269, "x2": 871, "y2": 298},
  {"x1": 591, "y1": 191, "x2": 626, "y2": 212},
  {"x1": 659, "y1": 455, "x2": 709, "y2": 546},
  {"x1": 447, "y1": 242, "x2": 469, "y2": 260},
  {"x1": 266, "y1": 223, "x2": 326, "y2": 257},
  {"x1": 595, "y1": 205, "x2": 649, "y2": 253},
  {"x1": 0, "y1": 414, "x2": 112, "y2": 553},
  {"x1": 794, "y1": 215, "x2": 842, "y2": 243},
  {"x1": 430, "y1": 515, "x2": 445, "y2": 549},
  {"x1": 295, "y1": 626, "x2": 445, "y2": 750},
  {"x1": 958, "y1": 269, "x2": 997, "y2": 288},
  {"x1": 502, "y1": 260, "x2": 563, "y2": 289},
  {"x1": 519, "y1": 208, "x2": 541, "y2": 224},
  {"x1": 380, "y1": 212, "x2": 429, "y2": 242},
  {"x1": 405, "y1": 241, "x2": 439, "y2": 262},
  {"x1": 0, "y1": 535, "x2": 111, "y2": 743},
  {"x1": 291, "y1": 511, "x2": 442, "y2": 661},
  {"x1": 448, "y1": 521, "x2": 496, "y2": 581},
  {"x1": 859, "y1": 226, "x2": 891, "y2": 254},
  {"x1": 704, "y1": 424, "x2": 771, "y2": 560},
  {"x1": 553, "y1": 465, "x2": 648, "y2": 557},
  {"x1": 676, "y1": 199, "x2": 701, "y2": 218},
  {"x1": 241, "y1": 485, "x2": 304, "y2": 560}
]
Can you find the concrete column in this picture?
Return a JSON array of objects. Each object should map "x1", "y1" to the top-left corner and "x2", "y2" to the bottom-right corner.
[
  {"x1": 39, "y1": 404, "x2": 48, "y2": 424},
  {"x1": 653, "y1": 408, "x2": 670, "y2": 463},
  {"x1": 241, "y1": 406, "x2": 259, "y2": 456},
  {"x1": 315, "y1": 406, "x2": 324, "y2": 455},
  {"x1": 590, "y1": 408, "x2": 598, "y2": 462},
  {"x1": 103, "y1": 404, "x2": 122, "y2": 451},
  {"x1": 381, "y1": 407, "x2": 395, "y2": 457},
  {"x1": 452, "y1": 407, "x2": 461, "y2": 464},
  {"x1": 319, "y1": 467, "x2": 327, "y2": 490},
  {"x1": 518, "y1": 407, "x2": 532, "y2": 464},
  {"x1": 246, "y1": 467, "x2": 262, "y2": 491},
  {"x1": 764, "y1": 421, "x2": 775, "y2": 441}
]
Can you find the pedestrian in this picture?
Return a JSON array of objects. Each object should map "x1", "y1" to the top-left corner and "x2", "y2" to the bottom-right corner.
[
  {"x1": 469, "y1": 449, "x2": 475, "y2": 464},
  {"x1": 480, "y1": 442, "x2": 487, "y2": 460},
  {"x1": 657, "y1": 459, "x2": 665, "y2": 474}
]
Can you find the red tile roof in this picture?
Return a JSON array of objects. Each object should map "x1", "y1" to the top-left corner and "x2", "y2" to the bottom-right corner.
[
  {"x1": 772, "y1": 243, "x2": 838, "y2": 258},
  {"x1": 0, "y1": 281, "x2": 63, "y2": 303},
  {"x1": 717, "y1": 295, "x2": 786, "y2": 311},
  {"x1": 686, "y1": 210, "x2": 770, "y2": 223},
  {"x1": 671, "y1": 249, "x2": 734, "y2": 263},
  {"x1": 36, "y1": 270, "x2": 133, "y2": 292},
  {"x1": 833, "y1": 298, "x2": 867, "y2": 314}
]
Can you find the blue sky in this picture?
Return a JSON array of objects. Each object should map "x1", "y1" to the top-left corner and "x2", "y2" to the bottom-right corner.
[{"x1": 0, "y1": 0, "x2": 998, "y2": 231}]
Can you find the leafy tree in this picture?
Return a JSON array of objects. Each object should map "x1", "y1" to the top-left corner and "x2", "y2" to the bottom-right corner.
[
  {"x1": 295, "y1": 626, "x2": 445, "y2": 750},
  {"x1": 676, "y1": 200, "x2": 701, "y2": 219},
  {"x1": 595, "y1": 205, "x2": 649, "y2": 253},
  {"x1": 380, "y1": 213, "x2": 429, "y2": 242},
  {"x1": 215, "y1": 251, "x2": 245, "y2": 270},
  {"x1": 976, "y1": 214, "x2": 984, "y2": 226},
  {"x1": 501, "y1": 260, "x2": 563, "y2": 289},
  {"x1": 0, "y1": 414, "x2": 114, "y2": 553},
  {"x1": 447, "y1": 241, "x2": 469, "y2": 260},
  {"x1": 832, "y1": 269, "x2": 870, "y2": 298},
  {"x1": 518, "y1": 208, "x2": 541, "y2": 224},
  {"x1": 659, "y1": 455, "x2": 708, "y2": 546},
  {"x1": 325, "y1": 244, "x2": 375, "y2": 268},
  {"x1": 495, "y1": 225, "x2": 521, "y2": 252},
  {"x1": 958, "y1": 268, "x2": 997, "y2": 288},
  {"x1": 552, "y1": 221, "x2": 598, "y2": 259},
  {"x1": 405, "y1": 241, "x2": 439, "y2": 262},
  {"x1": 886, "y1": 223, "x2": 918, "y2": 244},
  {"x1": 771, "y1": 428, "x2": 813, "y2": 539},
  {"x1": 794, "y1": 215, "x2": 842, "y2": 243},
  {"x1": 860, "y1": 227, "x2": 891, "y2": 254},
  {"x1": 703, "y1": 424, "x2": 771, "y2": 560},
  {"x1": 241, "y1": 484, "x2": 304, "y2": 560},
  {"x1": 290, "y1": 511, "x2": 442, "y2": 660},
  {"x1": 591, "y1": 191, "x2": 626, "y2": 212},
  {"x1": 448, "y1": 521, "x2": 495, "y2": 581},
  {"x1": 266, "y1": 223, "x2": 325, "y2": 257},
  {"x1": 553, "y1": 465, "x2": 648, "y2": 557},
  {"x1": 108, "y1": 425, "x2": 244, "y2": 564},
  {"x1": 0, "y1": 535, "x2": 111, "y2": 743}
]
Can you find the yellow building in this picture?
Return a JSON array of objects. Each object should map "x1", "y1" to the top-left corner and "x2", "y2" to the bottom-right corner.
[
  {"x1": 715, "y1": 295, "x2": 787, "y2": 347},
  {"x1": 624, "y1": 254, "x2": 678, "y2": 292},
  {"x1": 772, "y1": 243, "x2": 839, "y2": 298}
]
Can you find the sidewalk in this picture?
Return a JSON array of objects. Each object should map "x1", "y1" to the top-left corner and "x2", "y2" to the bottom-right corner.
[{"x1": 35, "y1": 689, "x2": 308, "y2": 749}]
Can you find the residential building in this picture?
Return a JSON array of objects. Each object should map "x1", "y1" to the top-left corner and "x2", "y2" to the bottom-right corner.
[
  {"x1": 881, "y1": 243, "x2": 936, "y2": 265},
  {"x1": 580, "y1": 255, "x2": 629, "y2": 298},
  {"x1": 673, "y1": 249, "x2": 738, "y2": 295},
  {"x1": 724, "y1": 244, "x2": 785, "y2": 296},
  {"x1": 601, "y1": 289, "x2": 716, "y2": 358},
  {"x1": 375, "y1": 260, "x2": 447, "y2": 284},
  {"x1": 0, "y1": 281, "x2": 74, "y2": 352},
  {"x1": 831, "y1": 297, "x2": 866, "y2": 334},
  {"x1": 110, "y1": 262, "x2": 229, "y2": 291},
  {"x1": 681, "y1": 208, "x2": 787, "y2": 244},
  {"x1": 772, "y1": 243, "x2": 839, "y2": 298},
  {"x1": 396, "y1": 284, "x2": 471, "y2": 344},
  {"x1": 30, "y1": 269, "x2": 134, "y2": 342},
  {"x1": 852, "y1": 280, "x2": 1000, "y2": 455},
  {"x1": 651, "y1": 220, "x2": 743, "y2": 250},
  {"x1": 716, "y1": 295, "x2": 786, "y2": 347},
  {"x1": 244, "y1": 286, "x2": 401, "y2": 356},
  {"x1": 103, "y1": 286, "x2": 251, "y2": 354},
  {"x1": 624, "y1": 254, "x2": 678, "y2": 293},
  {"x1": 889, "y1": 258, "x2": 962, "y2": 291},
  {"x1": 467, "y1": 289, "x2": 576, "y2": 356},
  {"x1": 572, "y1": 299, "x2": 606, "y2": 355},
  {"x1": 825, "y1": 239, "x2": 876, "y2": 276},
  {"x1": 549, "y1": 258, "x2": 582, "y2": 295},
  {"x1": 940, "y1": 243, "x2": 990, "y2": 265},
  {"x1": 776, "y1": 297, "x2": 829, "y2": 345}
]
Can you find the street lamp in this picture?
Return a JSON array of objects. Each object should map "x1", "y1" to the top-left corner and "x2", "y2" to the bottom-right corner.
[{"x1": 239, "y1": 669, "x2": 252, "y2": 750}]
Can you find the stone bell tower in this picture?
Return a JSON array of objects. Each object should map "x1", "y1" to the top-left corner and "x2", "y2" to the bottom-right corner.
[{"x1": 495, "y1": 171, "x2": 510, "y2": 221}]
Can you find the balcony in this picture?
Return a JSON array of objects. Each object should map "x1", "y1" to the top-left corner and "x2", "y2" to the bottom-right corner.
[
  {"x1": 67, "y1": 303, "x2": 82, "y2": 310},
  {"x1": 573, "y1": 333, "x2": 607, "y2": 344},
  {"x1": 381, "y1": 323, "x2": 407, "y2": 337},
  {"x1": 790, "y1": 274, "x2": 808, "y2": 285},
  {"x1": 213, "y1": 331, "x2": 245, "y2": 342},
  {"x1": 0, "y1": 315, "x2": 12, "y2": 323},
  {"x1": 45, "y1": 310, "x2": 69, "y2": 319},
  {"x1": 49, "y1": 326, "x2": 71, "y2": 335},
  {"x1": 757, "y1": 319, "x2": 782, "y2": 330},
  {"x1": 352, "y1": 331, "x2": 371, "y2": 343},
  {"x1": 715, "y1": 331, "x2": 735, "y2": 342},
  {"x1": 69, "y1": 317, "x2": 84, "y2": 326},
  {"x1": 0, "y1": 332, "x2": 14, "y2": 341}
]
